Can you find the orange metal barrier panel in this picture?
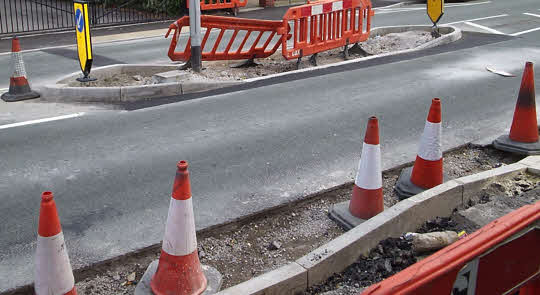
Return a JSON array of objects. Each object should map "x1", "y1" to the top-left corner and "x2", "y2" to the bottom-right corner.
[
  {"x1": 361, "y1": 201, "x2": 540, "y2": 295},
  {"x1": 187, "y1": 0, "x2": 247, "y2": 12},
  {"x1": 165, "y1": 15, "x2": 285, "y2": 62},
  {"x1": 280, "y1": 0, "x2": 373, "y2": 60}
]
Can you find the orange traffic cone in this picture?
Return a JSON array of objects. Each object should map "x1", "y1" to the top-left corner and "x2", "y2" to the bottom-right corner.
[
  {"x1": 349, "y1": 116, "x2": 384, "y2": 219},
  {"x1": 34, "y1": 192, "x2": 77, "y2": 295},
  {"x1": 135, "y1": 161, "x2": 222, "y2": 295},
  {"x1": 493, "y1": 62, "x2": 540, "y2": 155},
  {"x1": 1, "y1": 37, "x2": 40, "y2": 102},
  {"x1": 395, "y1": 98, "x2": 443, "y2": 199},
  {"x1": 330, "y1": 116, "x2": 384, "y2": 230}
]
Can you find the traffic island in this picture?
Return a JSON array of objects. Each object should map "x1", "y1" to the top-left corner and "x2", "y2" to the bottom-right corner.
[{"x1": 35, "y1": 26, "x2": 461, "y2": 104}]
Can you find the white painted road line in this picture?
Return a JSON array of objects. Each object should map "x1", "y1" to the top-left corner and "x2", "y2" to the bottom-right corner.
[
  {"x1": 373, "y1": 2, "x2": 404, "y2": 10},
  {"x1": 0, "y1": 113, "x2": 85, "y2": 130},
  {"x1": 511, "y1": 27, "x2": 540, "y2": 36},
  {"x1": 523, "y1": 12, "x2": 540, "y2": 18},
  {"x1": 464, "y1": 21, "x2": 506, "y2": 35},
  {"x1": 444, "y1": 14, "x2": 508, "y2": 25},
  {"x1": 510, "y1": 13, "x2": 540, "y2": 36}
]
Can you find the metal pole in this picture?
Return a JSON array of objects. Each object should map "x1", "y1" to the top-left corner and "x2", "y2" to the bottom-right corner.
[{"x1": 189, "y1": 0, "x2": 202, "y2": 72}]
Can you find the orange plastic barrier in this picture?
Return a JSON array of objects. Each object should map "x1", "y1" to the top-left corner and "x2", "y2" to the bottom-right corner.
[
  {"x1": 166, "y1": 0, "x2": 373, "y2": 63},
  {"x1": 165, "y1": 15, "x2": 285, "y2": 62},
  {"x1": 361, "y1": 201, "x2": 540, "y2": 295},
  {"x1": 281, "y1": 0, "x2": 373, "y2": 60},
  {"x1": 187, "y1": 0, "x2": 247, "y2": 12}
]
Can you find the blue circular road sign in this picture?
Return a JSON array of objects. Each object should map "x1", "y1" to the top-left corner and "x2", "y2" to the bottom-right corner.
[{"x1": 75, "y1": 9, "x2": 84, "y2": 32}]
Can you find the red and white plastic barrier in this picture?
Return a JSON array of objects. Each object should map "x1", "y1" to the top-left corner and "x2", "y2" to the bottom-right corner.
[{"x1": 300, "y1": 0, "x2": 350, "y2": 16}]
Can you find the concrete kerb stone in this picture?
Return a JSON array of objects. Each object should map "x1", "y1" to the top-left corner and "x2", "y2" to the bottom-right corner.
[
  {"x1": 518, "y1": 155, "x2": 540, "y2": 167},
  {"x1": 215, "y1": 262, "x2": 307, "y2": 295},
  {"x1": 455, "y1": 162, "x2": 528, "y2": 206},
  {"x1": 37, "y1": 64, "x2": 245, "y2": 103},
  {"x1": 520, "y1": 155, "x2": 540, "y2": 176},
  {"x1": 298, "y1": 198, "x2": 418, "y2": 287},
  {"x1": 221, "y1": 156, "x2": 539, "y2": 293},
  {"x1": 181, "y1": 81, "x2": 244, "y2": 94},
  {"x1": 120, "y1": 83, "x2": 181, "y2": 102}
]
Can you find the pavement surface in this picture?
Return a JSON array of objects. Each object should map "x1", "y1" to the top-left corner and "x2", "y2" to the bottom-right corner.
[{"x1": 1, "y1": 0, "x2": 540, "y2": 292}]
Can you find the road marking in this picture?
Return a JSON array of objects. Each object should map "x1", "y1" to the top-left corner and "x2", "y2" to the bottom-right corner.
[
  {"x1": 0, "y1": 113, "x2": 85, "y2": 130},
  {"x1": 463, "y1": 21, "x2": 506, "y2": 35},
  {"x1": 376, "y1": 1, "x2": 491, "y2": 14},
  {"x1": 523, "y1": 12, "x2": 540, "y2": 18},
  {"x1": 443, "y1": 14, "x2": 508, "y2": 25},
  {"x1": 373, "y1": 2, "x2": 405, "y2": 10},
  {"x1": 511, "y1": 27, "x2": 540, "y2": 36}
]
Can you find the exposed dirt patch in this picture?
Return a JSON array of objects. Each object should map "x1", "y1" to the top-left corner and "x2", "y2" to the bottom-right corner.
[
  {"x1": 9, "y1": 146, "x2": 523, "y2": 295},
  {"x1": 66, "y1": 30, "x2": 436, "y2": 88},
  {"x1": 200, "y1": 30, "x2": 435, "y2": 81}
]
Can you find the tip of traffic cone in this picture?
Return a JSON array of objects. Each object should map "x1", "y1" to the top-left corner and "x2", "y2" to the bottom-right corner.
[
  {"x1": 172, "y1": 160, "x2": 192, "y2": 200},
  {"x1": 427, "y1": 98, "x2": 441, "y2": 123},
  {"x1": 509, "y1": 62, "x2": 537, "y2": 143},
  {"x1": 364, "y1": 116, "x2": 379, "y2": 145},
  {"x1": 12, "y1": 37, "x2": 21, "y2": 53},
  {"x1": 38, "y1": 192, "x2": 62, "y2": 237}
]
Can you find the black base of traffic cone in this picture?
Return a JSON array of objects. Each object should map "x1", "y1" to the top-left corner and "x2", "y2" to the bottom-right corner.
[
  {"x1": 395, "y1": 167, "x2": 426, "y2": 200},
  {"x1": 395, "y1": 167, "x2": 449, "y2": 200},
  {"x1": 493, "y1": 135, "x2": 540, "y2": 155},
  {"x1": 1, "y1": 90, "x2": 40, "y2": 102}
]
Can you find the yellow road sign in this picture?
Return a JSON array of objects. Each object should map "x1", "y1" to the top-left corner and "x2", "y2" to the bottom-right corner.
[
  {"x1": 74, "y1": 1, "x2": 93, "y2": 78},
  {"x1": 427, "y1": 0, "x2": 444, "y2": 25}
]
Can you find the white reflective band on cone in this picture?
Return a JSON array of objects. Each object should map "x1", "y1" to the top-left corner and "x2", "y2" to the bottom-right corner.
[
  {"x1": 12, "y1": 52, "x2": 27, "y2": 78},
  {"x1": 162, "y1": 197, "x2": 198, "y2": 256},
  {"x1": 355, "y1": 143, "x2": 382, "y2": 189},
  {"x1": 35, "y1": 233, "x2": 75, "y2": 295},
  {"x1": 418, "y1": 121, "x2": 442, "y2": 161}
]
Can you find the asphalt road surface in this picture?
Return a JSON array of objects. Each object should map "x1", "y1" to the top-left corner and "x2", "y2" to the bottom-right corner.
[{"x1": 1, "y1": 0, "x2": 540, "y2": 291}]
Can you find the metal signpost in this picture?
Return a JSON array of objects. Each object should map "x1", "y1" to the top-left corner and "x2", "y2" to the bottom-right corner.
[
  {"x1": 427, "y1": 0, "x2": 444, "y2": 36},
  {"x1": 189, "y1": 0, "x2": 202, "y2": 72},
  {"x1": 74, "y1": 0, "x2": 96, "y2": 82}
]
